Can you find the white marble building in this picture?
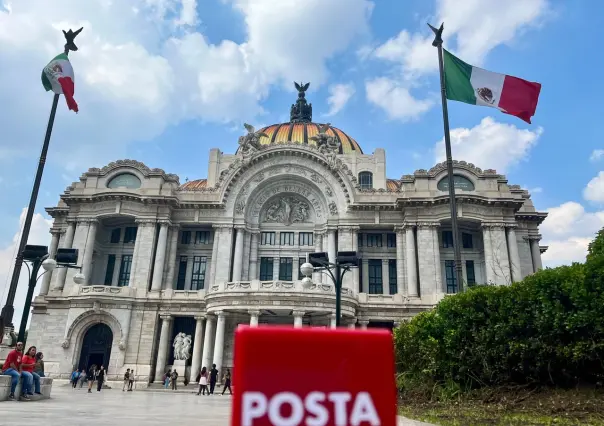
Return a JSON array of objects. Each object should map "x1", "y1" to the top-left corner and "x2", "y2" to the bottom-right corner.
[{"x1": 28, "y1": 87, "x2": 547, "y2": 384}]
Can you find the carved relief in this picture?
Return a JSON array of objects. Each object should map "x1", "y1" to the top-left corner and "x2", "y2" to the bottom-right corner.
[
  {"x1": 325, "y1": 186, "x2": 333, "y2": 197},
  {"x1": 310, "y1": 173, "x2": 322, "y2": 184},
  {"x1": 235, "y1": 201, "x2": 246, "y2": 215},
  {"x1": 263, "y1": 197, "x2": 310, "y2": 225},
  {"x1": 329, "y1": 202, "x2": 338, "y2": 216},
  {"x1": 250, "y1": 183, "x2": 324, "y2": 220}
]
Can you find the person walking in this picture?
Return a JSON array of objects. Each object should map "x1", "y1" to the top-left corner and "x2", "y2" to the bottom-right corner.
[
  {"x1": 96, "y1": 366, "x2": 105, "y2": 392},
  {"x1": 71, "y1": 369, "x2": 80, "y2": 388},
  {"x1": 87, "y1": 364, "x2": 97, "y2": 393},
  {"x1": 122, "y1": 369, "x2": 130, "y2": 391},
  {"x1": 1, "y1": 341, "x2": 26, "y2": 400},
  {"x1": 196, "y1": 367, "x2": 209, "y2": 395},
  {"x1": 221, "y1": 368, "x2": 232, "y2": 395},
  {"x1": 128, "y1": 370, "x2": 135, "y2": 391},
  {"x1": 209, "y1": 364, "x2": 218, "y2": 395},
  {"x1": 21, "y1": 346, "x2": 41, "y2": 396}
]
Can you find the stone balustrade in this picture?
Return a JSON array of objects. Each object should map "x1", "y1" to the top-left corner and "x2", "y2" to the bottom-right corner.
[{"x1": 0, "y1": 375, "x2": 53, "y2": 401}]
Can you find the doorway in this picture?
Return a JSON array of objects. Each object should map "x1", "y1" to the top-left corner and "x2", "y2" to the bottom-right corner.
[{"x1": 78, "y1": 323, "x2": 113, "y2": 372}]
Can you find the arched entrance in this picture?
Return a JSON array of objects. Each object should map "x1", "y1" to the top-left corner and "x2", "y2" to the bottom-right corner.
[{"x1": 78, "y1": 323, "x2": 113, "y2": 371}]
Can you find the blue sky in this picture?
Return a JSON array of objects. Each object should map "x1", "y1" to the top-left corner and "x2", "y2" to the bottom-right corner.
[{"x1": 1, "y1": 0, "x2": 604, "y2": 320}]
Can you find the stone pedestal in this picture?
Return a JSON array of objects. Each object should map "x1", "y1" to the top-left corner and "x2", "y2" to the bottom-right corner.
[{"x1": 173, "y1": 360, "x2": 187, "y2": 384}]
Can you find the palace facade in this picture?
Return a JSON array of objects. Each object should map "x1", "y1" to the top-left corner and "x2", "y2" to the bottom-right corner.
[{"x1": 28, "y1": 87, "x2": 547, "y2": 384}]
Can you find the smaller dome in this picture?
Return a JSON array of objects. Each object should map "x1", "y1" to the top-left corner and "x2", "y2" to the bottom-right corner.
[{"x1": 179, "y1": 179, "x2": 207, "y2": 190}]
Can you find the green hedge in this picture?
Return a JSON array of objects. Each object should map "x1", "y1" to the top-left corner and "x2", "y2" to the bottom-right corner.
[{"x1": 394, "y1": 229, "x2": 604, "y2": 389}]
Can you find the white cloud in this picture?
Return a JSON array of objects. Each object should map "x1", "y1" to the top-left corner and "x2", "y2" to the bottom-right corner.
[
  {"x1": 583, "y1": 171, "x2": 604, "y2": 203},
  {"x1": 0, "y1": 209, "x2": 52, "y2": 331},
  {"x1": 366, "y1": 0, "x2": 549, "y2": 120},
  {"x1": 366, "y1": 77, "x2": 433, "y2": 122},
  {"x1": 526, "y1": 186, "x2": 543, "y2": 194},
  {"x1": 434, "y1": 117, "x2": 543, "y2": 173},
  {"x1": 0, "y1": 0, "x2": 373, "y2": 168},
  {"x1": 540, "y1": 201, "x2": 604, "y2": 267},
  {"x1": 590, "y1": 149, "x2": 604, "y2": 162},
  {"x1": 325, "y1": 83, "x2": 356, "y2": 116}
]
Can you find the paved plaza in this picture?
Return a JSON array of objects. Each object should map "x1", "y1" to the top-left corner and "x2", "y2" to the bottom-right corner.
[{"x1": 0, "y1": 384, "x2": 433, "y2": 426}]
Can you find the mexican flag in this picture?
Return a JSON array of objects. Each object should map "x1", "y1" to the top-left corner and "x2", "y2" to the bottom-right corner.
[
  {"x1": 41, "y1": 53, "x2": 79, "y2": 113},
  {"x1": 443, "y1": 49, "x2": 541, "y2": 124}
]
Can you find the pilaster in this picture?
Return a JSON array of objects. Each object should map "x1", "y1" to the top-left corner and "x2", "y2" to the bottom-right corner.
[{"x1": 417, "y1": 222, "x2": 441, "y2": 302}]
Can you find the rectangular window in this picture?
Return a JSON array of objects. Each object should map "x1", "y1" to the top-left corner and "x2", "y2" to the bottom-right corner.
[
  {"x1": 176, "y1": 256, "x2": 188, "y2": 290},
  {"x1": 261, "y1": 232, "x2": 275, "y2": 245},
  {"x1": 466, "y1": 260, "x2": 476, "y2": 286},
  {"x1": 298, "y1": 232, "x2": 314, "y2": 246},
  {"x1": 298, "y1": 257, "x2": 307, "y2": 280},
  {"x1": 366, "y1": 234, "x2": 383, "y2": 247},
  {"x1": 358, "y1": 233, "x2": 363, "y2": 248},
  {"x1": 386, "y1": 233, "x2": 396, "y2": 248},
  {"x1": 388, "y1": 259, "x2": 397, "y2": 295},
  {"x1": 191, "y1": 256, "x2": 207, "y2": 290},
  {"x1": 279, "y1": 257, "x2": 293, "y2": 281},
  {"x1": 117, "y1": 255, "x2": 133, "y2": 287},
  {"x1": 445, "y1": 260, "x2": 457, "y2": 294},
  {"x1": 368, "y1": 259, "x2": 383, "y2": 294},
  {"x1": 194, "y1": 231, "x2": 211, "y2": 245},
  {"x1": 462, "y1": 232, "x2": 473, "y2": 249},
  {"x1": 259, "y1": 257, "x2": 274, "y2": 280},
  {"x1": 280, "y1": 232, "x2": 294, "y2": 246},
  {"x1": 104, "y1": 255, "x2": 116, "y2": 285},
  {"x1": 442, "y1": 231, "x2": 454, "y2": 248},
  {"x1": 181, "y1": 230, "x2": 191, "y2": 245},
  {"x1": 124, "y1": 227, "x2": 137, "y2": 244},
  {"x1": 110, "y1": 228, "x2": 121, "y2": 244}
]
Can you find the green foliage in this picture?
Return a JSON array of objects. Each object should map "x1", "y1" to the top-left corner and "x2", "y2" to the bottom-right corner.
[{"x1": 394, "y1": 228, "x2": 604, "y2": 391}]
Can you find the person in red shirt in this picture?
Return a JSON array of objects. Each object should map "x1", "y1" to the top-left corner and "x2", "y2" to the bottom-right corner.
[
  {"x1": 1, "y1": 341, "x2": 26, "y2": 400},
  {"x1": 21, "y1": 346, "x2": 41, "y2": 396}
]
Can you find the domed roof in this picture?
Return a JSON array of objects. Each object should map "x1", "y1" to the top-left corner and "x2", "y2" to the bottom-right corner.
[{"x1": 237, "y1": 82, "x2": 363, "y2": 155}]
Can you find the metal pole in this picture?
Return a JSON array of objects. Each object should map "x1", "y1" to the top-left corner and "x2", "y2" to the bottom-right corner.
[
  {"x1": 17, "y1": 258, "x2": 44, "y2": 344},
  {"x1": 430, "y1": 23, "x2": 464, "y2": 292},
  {"x1": 334, "y1": 263, "x2": 342, "y2": 326}
]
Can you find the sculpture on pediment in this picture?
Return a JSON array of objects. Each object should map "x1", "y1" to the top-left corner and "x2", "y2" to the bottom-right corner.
[
  {"x1": 309, "y1": 123, "x2": 341, "y2": 154},
  {"x1": 239, "y1": 123, "x2": 268, "y2": 154},
  {"x1": 264, "y1": 196, "x2": 310, "y2": 226}
]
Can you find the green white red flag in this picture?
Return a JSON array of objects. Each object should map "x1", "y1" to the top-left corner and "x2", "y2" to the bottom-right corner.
[
  {"x1": 443, "y1": 49, "x2": 541, "y2": 124},
  {"x1": 41, "y1": 53, "x2": 78, "y2": 113}
]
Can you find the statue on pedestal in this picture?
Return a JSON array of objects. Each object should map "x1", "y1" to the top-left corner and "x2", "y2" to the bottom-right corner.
[{"x1": 173, "y1": 332, "x2": 192, "y2": 361}]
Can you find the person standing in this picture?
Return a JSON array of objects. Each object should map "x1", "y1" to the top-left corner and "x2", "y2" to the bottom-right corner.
[
  {"x1": 34, "y1": 352, "x2": 45, "y2": 377},
  {"x1": 170, "y1": 370, "x2": 178, "y2": 390},
  {"x1": 128, "y1": 370, "x2": 135, "y2": 391},
  {"x1": 196, "y1": 367, "x2": 209, "y2": 395},
  {"x1": 1, "y1": 342, "x2": 26, "y2": 400},
  {"x1": 96, "y1": 366, "x2": 105, "y2": 392},
  {"x1": 21, "y1": 346, "x2": 41, "y2": 396},
  {"x1": 209, "y1": 364, "x2": 218, "y2": 395},
  {"x1": 122, "y1": 369, "x2": 130, "y2": 391},
  {"x1": 221, "y1": 368, "x2": 232, "y2": 395},
  {"x1": 79, "y1": 369, "x2": 87, "y2": 388},
  {"x1": 163, "y1": 369, "x2": 171, "y2": 389},
  {"x1": 87, "y1": 364, "x2": 97, "y2": 393}
]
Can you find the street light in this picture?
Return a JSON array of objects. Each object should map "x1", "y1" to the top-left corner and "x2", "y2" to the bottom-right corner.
[
  {"x1": 303, "y1": 251, "x2": 359, "y2": 327},
  {"x1": 17, "y1": 245, "x2": 82, "y2": 344}
]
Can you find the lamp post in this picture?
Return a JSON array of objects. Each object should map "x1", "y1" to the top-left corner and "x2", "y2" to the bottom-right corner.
[
  {"x1": 17, "y1": 245, "x2": 83, "y2": 344},
  {"x1": 301, "y1": 251, "x2": 359, "y2": 327}
]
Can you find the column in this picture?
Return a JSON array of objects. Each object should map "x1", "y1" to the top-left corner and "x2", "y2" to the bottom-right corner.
[
  {"x1": 417, "y1": 223, "x2": 442, "y2": 302},
  {"x1": 382, "y1": 259, "x2": 390, "y2": 295},
  {"x1": 214, "y1": 227, "x2": 233, "y2": 284},
  {"x1": 405, "y1": 225, "x2": 418, "y2": 297},
  {"x1": 432, "y1": 226, "x2": 443, "y2": 297},
  {"x1": 347, "y1": 321, "x2": 356, "y2": 329},
  {"x1": 201, "y1": 315, "x2": 215, "y2": 370},
  {"x1": 313, "y1": 232, "x2": 323, "y2": 284},
  {"x1": 208, "y1": 226, "x2": 220, "y2": 286},
  {"x1": 81, "y1": 220, "x2": 98, "y2": 285},
  {"x1": 272, "y1": 257, "x2": 279, "y2": 280},
  {"x1": 395, "y1": 227, "x2": 405, "y2": 295},
  {"x1": 293, "y1": 257, "x2": 300, "y2": 281},
  {"x1": 129, "y1": 220, "x2": 158, "y2": 288},
  {"x1": 249, "y1": 232, "x2": 259, "y2": 280},
  {"x1": 293, "y1": 310, "x2": 304, "y2": 328},
  {"x1": 361, "y1": 259, "x2": 369, "y2": 293},
  {"x1": 351, "y1": 227, "x2": 360, "y2": 292},
  {"x1": 330, "y1": 314, "x2": 337, "y2": 329},
  {"x1": 163, "y1": 225, "x2": 179, "y2": 290},
  {"x1": 507, "y1": 226, "x2": 522, "y2": 282},
  {"x1": 338, "y1": 227, "x2": 353, "y2": 289},
  {"x1": 232, "y1": 227, "x2": 245, "y2": 281},
  {"x1": 242, "y1": 231, "x2": 251, "y2": 280},
  {"x1": 153, "y1": 315, "x2": 173, "y2": 382},
  {"x1": 151, "y1": 222, "x2": 170, "y2": 291},
  {"x1": 54, "y1": 220, "x2": 76, "y2": 290},
  {"x1": 212, "y1": 311, "x2": 226, "y2": 376},
  {"x1": 358, "y1": 320, "x2": 369, "y2": 330},
  {"x1": 530, "y1": 236, "x2": 543, "y2": 272},
  {"x1": 191, "y1": 316, "x2": 205, "y2": 378},
  {"x1": 128, "y1": 225, "x2": 141, "y2": 287},
  {"x1": 322, "y1": 233, "x2": 329, "y2": 284},
  {"x1": 483, "y1": 224, "x2": 511, "y2": 285},
  {"x1": 482, "y1": 225, "x2": 495, "y2": 284},
  {"x1": 327, "y1": 229, "x2": 337, "y2": 266},
  {"x1": 249, "y1": 309, "x2": 260, "y2": 327},
  {"x1": 119, "y1": 309, "x2": 133, "y2": 355},
  {"x1": 40, "y1": 229, "x2": 61, "y2": 295}
]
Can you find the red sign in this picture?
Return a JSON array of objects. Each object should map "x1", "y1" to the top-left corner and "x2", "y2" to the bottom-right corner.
[{"x1": 231, "y1": 326, "x2": 397, "y2": 426}]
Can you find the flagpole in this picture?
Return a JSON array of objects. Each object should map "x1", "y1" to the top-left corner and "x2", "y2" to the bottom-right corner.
[
  {"x1": 0, "y1": 28, "x2": 83, "y2": 342},
  {"x1": 429, "y1": 23, "x2": 465, "y2": 293}
]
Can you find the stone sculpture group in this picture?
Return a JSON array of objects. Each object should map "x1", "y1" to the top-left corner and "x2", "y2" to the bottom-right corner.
[{"x1": 173, "y1": 332, "x2": 192, "y2": 361}]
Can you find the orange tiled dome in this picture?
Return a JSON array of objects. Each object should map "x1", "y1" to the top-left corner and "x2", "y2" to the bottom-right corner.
[{"x1": 239, "y1": 122, "x2": 363, "y2": 155}]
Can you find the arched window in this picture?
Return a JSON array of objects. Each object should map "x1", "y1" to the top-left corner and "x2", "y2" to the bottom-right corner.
[{"x1": 358, "y1": 171, "x2": 373, "y2": 190}]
